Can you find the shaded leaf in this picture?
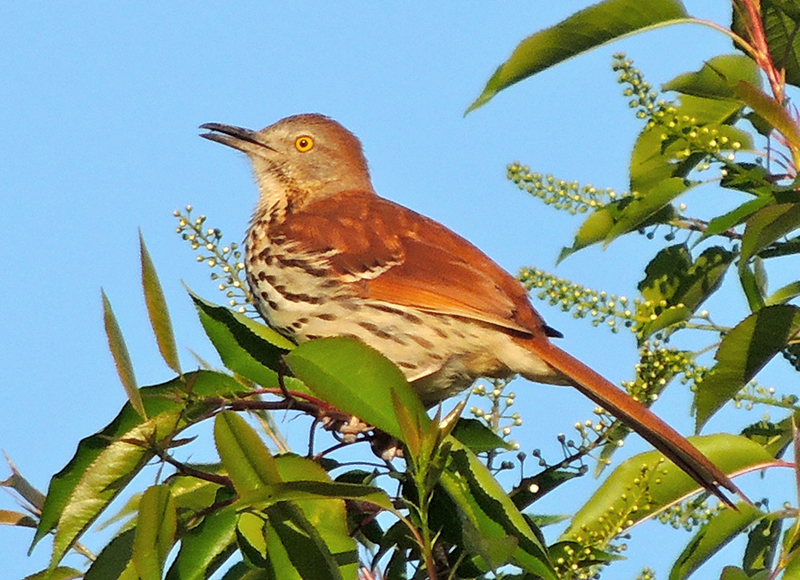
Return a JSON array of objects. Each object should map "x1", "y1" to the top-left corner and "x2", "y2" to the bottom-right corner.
[
  {"x1": 140, "y1": 232, "x2": 181, "y2": 374},
  {"x1": 637, "y1": 244, "x2": 734, "y2": 339},
  {"x1": 466, "y1": 0, "x2": 688, "y2": 113},
  {"x1": 744, "y1": 514, "x2": 782, "y2": 575},
  {"x1": 733, "y1": 0, "x2": 800, "y2": 88},
  {"x1": 562, "y1": 434, "x2": 773, "y2": 543},
  {"x1": 510, "y1": 470, "x2": 581, "y2": 510},
  {"x1": 284, "y1": 337, "x2": 429, "y2": 444},
  {"x1": 695, "y1": 305, "x2": 800, "y2": 429},
  {"x1": 102, "y1": 290, "x2": 145, "y2": 420},
  {"x1": 669, "y1": 502, "x2": 763, "y2": 580},
  {"x1": 132, "y1": 485, "x2": 177, "y2": 580},
  {"x1": 84, "y1": 528, "x2": 135, "y2": 580},
  {"x1": 166, "y1": 503, "x2": 238, "y2": 580}
]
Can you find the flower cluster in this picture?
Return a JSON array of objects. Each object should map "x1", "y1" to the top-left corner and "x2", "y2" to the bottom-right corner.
[
  {"x1": 507, "y1": 163, "x2": 622, "y2": 215},
  {"x1": 174, "y1": 206, "x2": 254, "y2": 313},
  {"x1": 518, "y1": 268, "x2": 637, "y2": 334}
]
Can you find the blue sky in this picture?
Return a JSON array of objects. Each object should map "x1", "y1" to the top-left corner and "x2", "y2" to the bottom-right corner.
[{"x1": 1, "y1": 2, "x2": 789, "y2": 578}]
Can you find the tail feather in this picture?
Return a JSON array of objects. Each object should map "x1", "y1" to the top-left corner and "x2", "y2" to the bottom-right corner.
[{"x1": 526, "y1": 337, "x2": 744, "y2": 507}]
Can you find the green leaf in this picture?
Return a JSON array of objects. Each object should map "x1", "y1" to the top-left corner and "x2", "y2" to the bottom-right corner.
[
  {"x1": 140, "y1": 232, "x2": 181, "y2": 374},
  {"x1": 451, "y1": 418, "x2": 513, "y2": 453},
  {"x1": 669, "y1": 502, "x2": 764, "y2": 580},
  {"x1": 562, "y1": 434, "x2": 774, "y2": 543},
  {"x1": 214, "y1": 410, "x2": 282, "y2": 491},
  {"x1": 191, "y1": 291, "x2": 300, "y2": 392},
  {"x1": 766, "y1": 280, "x2": 800, "y2": 305},
  {"x1": 284, "y1": 337, "x2": 430, "y2": 444},
  {"x1": 33, "y1": 371, "x2": 242, "y2": 553},
  {"x1": 719, "y1": 566, "x2": 751, "y2": 580},
  {"x1": 22, "y1": 567, "x2": 83, "y2": 580},
  {"x1": 166, "y1": 504, "x2": 238, "y2": 580},
  {"x1": 84, "y1": 528, "x2": 135, "y2": 580},
  {"x1": 238, "y1": 480, "x2": 395, "y2": 514},
  {"x1": 741, "y1": 203, "x2": 800, "y2": 264},
  {"x1": 703, "y1": 196, "x2": 774, "y2": 240},
  {"x1": 510, "y1": 471, "x2": 581, "y2": 510},
  {"x1": 48, "y1": 410, "x2": 181, "y2": 571},
  {"x1": 695, "y1": 305, "x2": 800, "y2": 429},
  {"x1": 743, "y1": 514, "x2": 782, "y2": 575},
  {"x1": 663, "y1": 54, "x2": 762, "y2": 99},
  {"x1": 733, "y1": 1, "x2": 800, "y2": 88},
  {"x1": 730, "y1": 80, "x2": 800, "y2": 149},
  {"x1": 637, "y1": 244, "x2": 734, "y2": 339},
  {"x1": 132, "y1": 485, "x2": 177, "y2": 580},
  {"x1": 102, "y1": 289, "x2": 145, "y2": 420},
  {"x1": 440, "y1": 440, "x2": 556, "y2": 580},
  {"x1": 466, "y1": 0, "x2": 688, "y2": 113}
]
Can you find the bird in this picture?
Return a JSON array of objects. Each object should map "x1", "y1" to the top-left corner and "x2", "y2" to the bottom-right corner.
[{"x1": 200, "y1": 113, "x2": 742, "y2": 505}]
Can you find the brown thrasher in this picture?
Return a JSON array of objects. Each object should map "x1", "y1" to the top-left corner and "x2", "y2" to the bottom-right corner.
[{"x1": 200, "y1": 113, "x2": 741, "y2": 505}]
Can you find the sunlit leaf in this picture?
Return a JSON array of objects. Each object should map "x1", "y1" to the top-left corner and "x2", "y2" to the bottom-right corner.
[
  {"x1": 740, "y1": 203, "x2": 800, "y2": 264},
  {"x1": 191, "y1": 291, "x2": 303, "y2": 392},
  {"x1": 730, "y1": 80, "x2": 800, "y2": 150},
  {"x1": 140, "y1": 232, "x2": 181, "y2": 374},
  {"x1": 669, "y1": 502, "x2": 763, "y2": 580},
  {"x1": 466, "y1": 0, "x2": 688, "y2": 112},
  {"x1": 34, "y1": 371, "x2": 242, "y2": 553},
  {"x1": 284, "y1": 337, "x2": 429, "y2": 444},
  {"x1": 440, "y1": 441, "x2": 556, "y2": 579},
  {"x1": 22, "y1": 567, "x2": 83, "y2": 580},
  {"x1": 695, "y1": 305, "x2": 800, "y2": 429},
  {"x1": 132, "y1": 485, "x2": 177, "y2": 580},
  {"x1": 102, "y1": 290, "x2": 145, "y2": 420},
  {"x1": 663, "y1": 54, "x2": 761, "y2": 99},
  {"x1": 214, "y1": 411, "x2": 281, "y2": 492},
  {"x1": 562, "y1": 435, "x2": 773, "y2": 543}
]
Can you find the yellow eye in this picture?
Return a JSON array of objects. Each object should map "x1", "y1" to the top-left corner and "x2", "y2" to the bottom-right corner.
[{"x1": 295, "y1": 135, "x2": 314, "y2": 152}]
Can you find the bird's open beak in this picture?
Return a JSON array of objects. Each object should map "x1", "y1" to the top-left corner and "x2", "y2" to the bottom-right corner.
[{"x1": 199, "y1": 123, "x2": 275, "y2": 154}]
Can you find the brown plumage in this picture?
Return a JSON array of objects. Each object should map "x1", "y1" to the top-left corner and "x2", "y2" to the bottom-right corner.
[{"x1": 200, "y1": 113, "x2": 743, "y2": 506}]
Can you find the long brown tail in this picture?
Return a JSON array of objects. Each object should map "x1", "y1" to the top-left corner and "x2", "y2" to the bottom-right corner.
[{"x1": 526, "y1": 336, "x2": 744, "y2": 507}]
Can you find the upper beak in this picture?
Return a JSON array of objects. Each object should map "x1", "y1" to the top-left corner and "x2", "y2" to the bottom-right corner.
[{"x1": 199, "y1": 123, "x2": 275, "y2": 153}]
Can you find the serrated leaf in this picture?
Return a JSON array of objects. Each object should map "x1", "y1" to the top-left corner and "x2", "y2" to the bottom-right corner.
[
  {"x1": 284, "y1": 337, "x2": 429, "y2": 444},
  {"x1": 33, "y1": 371, "x2": 242, "y2": 553},
  {"x1": 741, "y1": 202, "x2": 800, "y2": 264},
  {"x1": 663, "y1": 54, "x2": 761, "y2": 99},
  {"x1": 744, "y1": 514, "x2": 782, "y2": 575},
  {"x1": 466, "y1": 0, "x2": 688, "y2": 113},
  {"x1": 695, "y1": 305, "x2": 800, "y2": 429},
  {"x1": 133, "y1": 485, "x2": 177, "y2": 580},
  {"x1": 562, "y1": 434, "x2": 773, "y2": 543},
  {"x1": 84, "y1": 528, "x2": 135, "y2": 580},
  {"x1": 22, "y1": 567, "x2": 83, "y2": 580},
  {"x1": 166, "y1": 504, "x2": 237, "y2": 580},
  {"x1": 48, "y1": 410, "x2": 181, "y2": 571},
  {"x1": 440, "y1": 441, "x2": 556, "y2": 580},
  {"x1": 102, "y1": 290, "x2": 145, "y2": 420},
  {"x1": 140, "y1": 232, "x2": 181, "y2": 374},
  {"x1": 733, "y1": 0, "x2": 800, "y2": 88},
  {"x1": 191, "y1": 291, "x2": 303, "y2": 393},
  {"x1": 214, "y1": 411, "x2": 281, "y2": 491},
  {"x1": 669, "y1": 502, "x2": 764, "y2": 580},
  {"x1": 637, "y1": 244, "x2": 734, "y2": 339}
]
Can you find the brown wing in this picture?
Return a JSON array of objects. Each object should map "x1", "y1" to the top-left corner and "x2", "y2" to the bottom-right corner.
[{"x1": 274, "y1": 190, "x2": 548, "y2": 335}]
